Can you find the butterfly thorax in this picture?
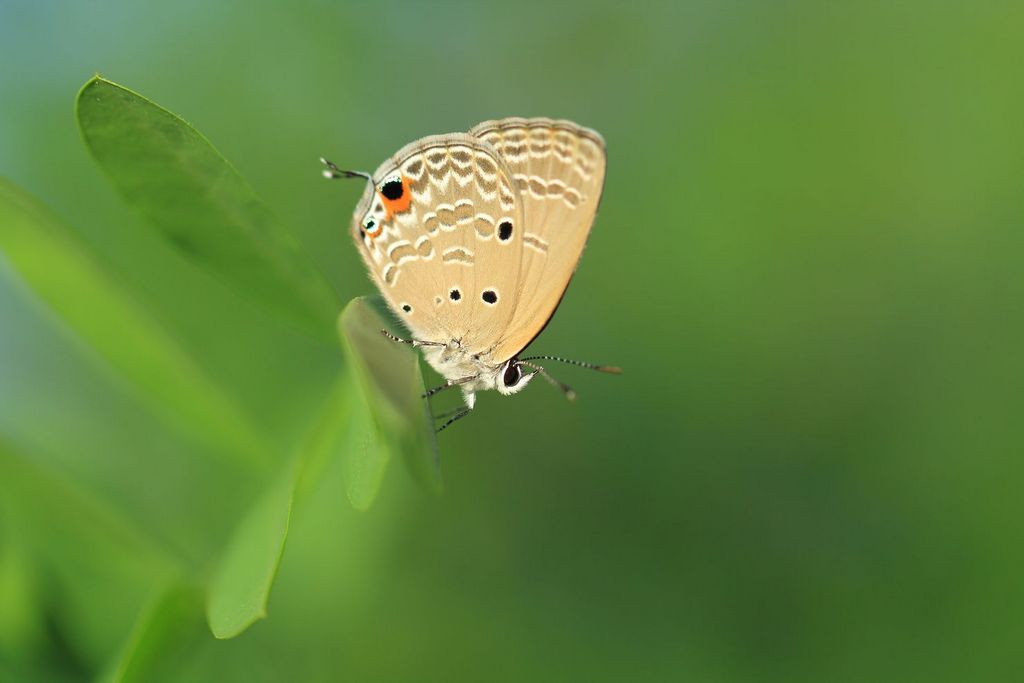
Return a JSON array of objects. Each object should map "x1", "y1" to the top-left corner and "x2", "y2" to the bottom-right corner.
[{"x1": 421, "y1": 341, "x2": 535, "y2": 408}]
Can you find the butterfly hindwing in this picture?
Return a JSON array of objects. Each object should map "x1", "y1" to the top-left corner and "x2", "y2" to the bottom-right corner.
[{"x1": 470, "y1": 118, "x2": 607, "y2": 362}]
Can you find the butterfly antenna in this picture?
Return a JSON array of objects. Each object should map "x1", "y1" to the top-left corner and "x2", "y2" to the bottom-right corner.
[
  {"x1": 320, "y1": 157, "x2": 373, "y2": 183},
  {"x1": 519, "y1": 361, "x2": 577, "y2": 402},
  {"x1": 518, "y1": 355, "x2": 622, "y2": 375}
]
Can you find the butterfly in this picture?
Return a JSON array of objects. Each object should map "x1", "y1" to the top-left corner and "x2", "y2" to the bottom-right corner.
[{"x1": 323, "y1": 117, "x2": 619, "y2": 431}]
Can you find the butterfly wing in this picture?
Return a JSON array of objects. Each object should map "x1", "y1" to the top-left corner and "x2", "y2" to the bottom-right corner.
[
  {"x1": 470, "y1": 118, "x2": 607, "y2": 362},
  {"x1": 350, "y1": 133, "x2": 527, "y2": 356}
]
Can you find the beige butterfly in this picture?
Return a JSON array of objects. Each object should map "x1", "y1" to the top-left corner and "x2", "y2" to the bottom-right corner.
[{"x1": 323, "y1": 117, "x2": 619, "y2": 430}]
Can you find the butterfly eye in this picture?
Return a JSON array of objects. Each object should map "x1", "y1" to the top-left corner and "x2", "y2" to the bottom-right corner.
[
  {"x1": 502, "y1": 361, "x2": 523, "y2": 388},
  {"x1": 496, "y1": 359, "x2": 535, "y2": 396}
]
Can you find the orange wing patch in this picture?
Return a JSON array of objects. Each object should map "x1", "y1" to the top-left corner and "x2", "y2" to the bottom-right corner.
[{"x1": 379, "y1": 175, "x2": 413, "y2": 218}]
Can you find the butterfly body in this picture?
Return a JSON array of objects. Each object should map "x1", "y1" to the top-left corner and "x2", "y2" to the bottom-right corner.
[
  {"x1": 418, "y1": 339, "x2": 536, "y2": 410},
  {"x1": 328, "y1": 117, "x2": 612, "y2": 423}
]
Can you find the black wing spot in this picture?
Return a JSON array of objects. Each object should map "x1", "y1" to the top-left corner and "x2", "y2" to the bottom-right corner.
[
  {"x1": 481, "y1": 290, "x2": 498, "y2": 304},
  {"x1": 381, "y1": 178, "x2": 404, "y2": 200},
  {"x1": 401, "y1": 304, "x2": 412, "y2": 313},
  {"x1": 449, "y1": 288, "x2": 461, "y2": 301},
  {"x1": 498, "y1": 221, "x2": 513, "y2": 241}
]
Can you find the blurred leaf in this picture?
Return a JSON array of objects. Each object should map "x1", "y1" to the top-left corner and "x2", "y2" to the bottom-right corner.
[
  {"x1": 0, "y1": 438, "x2": 177, "y2": 579},
  {"x1": 0, "y1": 507, "x2": 45, "y2": 664},
  {"x1": 206, "y1": 466, "x2": 294, "y2": 639},
  {"x1": 339, "y1": 375, "x2": 390, "y2": 511},
  {"x1": 76, "y1": 75, "x2": 339, "y2": 336},
  {"x1": 292, "y1": 374, "x2": 356, "y2": 506},
  {"x1": 0, "y1": 178, "x2": 268, "y2": 465},
  {"x1": 0, "y1": 438, "x2": 178, "y2": 668},
  {"x1": 205, "y1": 368, "x2": 374, "y2": 639},
  {"x1": 339, "y1": 297, "x2": 441, "y2": 496},
  {"x1": 103, "y1": 583, "x2": 206, "y2": 683}
]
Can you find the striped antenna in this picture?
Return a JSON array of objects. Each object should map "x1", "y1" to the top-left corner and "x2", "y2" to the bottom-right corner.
[
  {"x1": 320, "y1": 157, "x2": 373, "y2": 183},
  {"x1": 519, "y1": 361, "x2": 577, "y2": 402},
  {"x1": 518, "y1": 355, "x2": 622, "y2": 374}
]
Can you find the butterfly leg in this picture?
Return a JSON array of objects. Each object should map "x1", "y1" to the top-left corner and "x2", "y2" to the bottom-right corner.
[
  {"x1": 436, "y1": 407, "x2": 472, "y2": 433},
  {"x1": 422, "y1": 375, "x2": 479, "y2": 399},
  {"x1": 433, "y1": 406, "x2": 468, "y2": 421},
  {"x1": 379, "y1": 329, "x2": 446, "y2": 348}
]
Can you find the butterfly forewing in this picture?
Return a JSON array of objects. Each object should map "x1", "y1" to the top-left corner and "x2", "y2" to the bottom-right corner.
[
  {"x1": 350, "y1": 133, "x2": 527, "y2": 357},
  {"x1": 470, "y1": 118, "x2": 607, "y2": 362}
]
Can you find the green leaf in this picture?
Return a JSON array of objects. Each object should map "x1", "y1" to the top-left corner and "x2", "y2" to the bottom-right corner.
[
  {"x1": 0, "y1": 439, "x2": 179, "y2": 666},
  {"x1": 0, "y1": 179, "x2": 268, "y2": 464},
  {"x1": 339, "y1": 297, "x2": 442, "y2": 496},
  {"x1": 292, "y1": 373, "x2": 358, "y2": 506},
  {"x1": 206, "y1": 371, "x2": 365, "y2": 639},
  {"x1": 0, "y1": 438, "x2": 177, "y2": 581},
  {"x1": 76, "y1": 75, "x2": 338, "y2": 335},
  {"x1": 206, "y1": 466, "x2": 294, "y2": 639},
  {"x1": 103, "y1": 583, "x2": 207, "y2": 683},
  {"x1": 340, "y1": 372, "x2": 390, "y2": 510},
  {"x1": 0, "y1": 507, "x2": 45, "y2": 664}
]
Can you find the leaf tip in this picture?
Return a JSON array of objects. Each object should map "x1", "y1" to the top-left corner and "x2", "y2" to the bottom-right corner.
[
  {"x1": 75, "y1": 74, "x2": 115, "y2": 133},
  {"x1": 208, "y1": 607, "x2": 268, "y2": 640},
  {"x1": 77, "y1": 73, "x2": 108, "y2": 97},
  {"x1": 75, "y1": 74, "x2": 98, "y2": 107}
]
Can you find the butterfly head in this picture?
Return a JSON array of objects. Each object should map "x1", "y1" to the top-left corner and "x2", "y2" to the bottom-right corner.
[{"x1": 494, "y1": 359, "x2": 536, "y2": 396}]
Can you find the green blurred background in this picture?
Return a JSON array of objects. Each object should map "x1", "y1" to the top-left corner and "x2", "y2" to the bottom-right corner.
[{"x1": 3, "y1": 1, "x2": 1024, "y2": 681}]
